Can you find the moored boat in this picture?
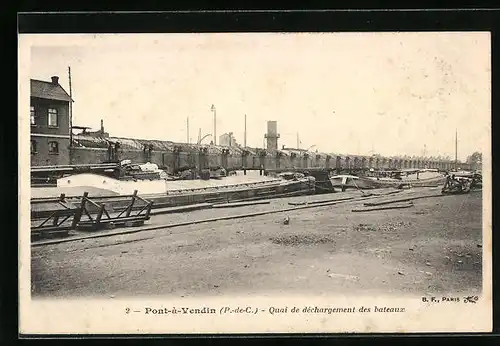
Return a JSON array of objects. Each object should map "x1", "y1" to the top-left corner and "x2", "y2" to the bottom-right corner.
[
  {"x1": 45, "y1": 167, "x2": 316, "y2": 207},
  {"x1": 329, "y1": 174, "x2": 377, "y2": 191},
  {"x1": 364, "y1": 175, "x2": 447, "y2": 188},
  {"x1": 330, "y1": 170, "x2": 447, "y2": 191}
]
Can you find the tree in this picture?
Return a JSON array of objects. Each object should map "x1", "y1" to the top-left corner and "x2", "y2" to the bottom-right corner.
[{"x1": 466, "y1": 152, "x2": 482, "y2": 169}]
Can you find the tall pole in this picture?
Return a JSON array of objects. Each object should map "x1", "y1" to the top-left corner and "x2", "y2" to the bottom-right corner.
[
  {"x1": 211, "y1": 104, "x2": 217, "y2": 145},
  {"x1": 296, "y1": 132, "x2": 299, "y2": 149},
  {"x1": 244, "y1": 114, "x2": 247, "y2": 148},
  {"x1": 186, "y1": 117, "x2": 190, "y2": 143},
  {"x1": 455, "y1": 129, "x2": 458, "y2": 170},
  {"x1": 198, "y1": 128, "x2": 201, "y2": 144},
  {"x1": 68, "y1": 66, "x2": 73, "y2": 147}
]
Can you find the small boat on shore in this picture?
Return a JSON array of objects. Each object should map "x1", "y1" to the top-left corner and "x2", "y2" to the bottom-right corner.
[
  {"x1": 364, "y1": 175, "x2": 447, "y2": 188},
  {"x1": 329, "y1": 174, "x2": 376, "y2": 191},
  {"x1": 330, "y1": 169, "x2": 447, "y2": 191}
]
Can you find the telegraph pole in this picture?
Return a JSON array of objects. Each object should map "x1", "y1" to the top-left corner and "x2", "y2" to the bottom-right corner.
[
  {"x1": 455, "y1": 129, "x2": 458, "y2": 170},
  {"x1": 244, "y1": 114, "x2": 247, "y2": 147},
  {"x1": 211, "y1": 104, "x2": 217, "y2": 145},
  {"x1": 186, "y1": 117, "x2": 190, "y2": 143},
  {"x1": 296, "y1": 132, "x2": 300, "y2": 149},
  {"x1": 68, "y1": 66, "x2": 73, "y2": 147}
]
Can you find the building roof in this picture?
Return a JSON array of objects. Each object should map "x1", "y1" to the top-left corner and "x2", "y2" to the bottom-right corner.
[
  {"x1": 72, "y1": 134, "x2": 249, "y2": 155},
  {"x1": 31, "y1": 79, "x2": 73, "y2": 102},
  {"x1": 70, "y1": 134, "x2": 458, "y2": 164}
]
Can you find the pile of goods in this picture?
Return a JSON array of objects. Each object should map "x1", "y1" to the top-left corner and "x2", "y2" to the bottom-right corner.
[
  {"x1": 120, "y1": 160, "x2": 170, "y2": 180},
  {"x1": 441, "y1": 174, "x2": 472, "y2": 194},
  {"x1": 441, "y1": 171, "x2": 482, "y2": 194}
]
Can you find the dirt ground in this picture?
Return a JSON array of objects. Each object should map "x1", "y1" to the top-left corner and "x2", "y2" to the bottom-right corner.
[{"x1": 30, "y1": 189, "x2": 483, "y2": 298}]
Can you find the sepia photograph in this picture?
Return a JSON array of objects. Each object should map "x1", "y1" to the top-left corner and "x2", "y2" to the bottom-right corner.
[{"x1": 19, "y1": 31, "x2": 492, "y2": 334}]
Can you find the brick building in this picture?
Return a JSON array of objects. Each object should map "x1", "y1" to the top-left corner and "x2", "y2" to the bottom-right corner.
[{"x1": 30, "y1": 76, "x2": 73, "y2": 166}]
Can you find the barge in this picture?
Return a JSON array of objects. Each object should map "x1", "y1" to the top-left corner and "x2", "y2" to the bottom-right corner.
[
  {"x1": 33, "y1": 169, "x2": 316, "y2": 208},
  {"x1": 31, "y1": 166, "x2": 316, "y2": 238},
  {"x1": 330, "y1": 169, "x2": 447, "y2": 191}
]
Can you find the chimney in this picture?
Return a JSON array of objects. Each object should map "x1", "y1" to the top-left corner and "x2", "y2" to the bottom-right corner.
[
  {"x1": 100, "y1": 119, "x2": 104, "y2": 133},
  {"x1": 51, "y1": 76, "x2": 59, "y2": 85}
]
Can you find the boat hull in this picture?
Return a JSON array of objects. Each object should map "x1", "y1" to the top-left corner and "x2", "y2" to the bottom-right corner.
[
  {"x1": 330, "y1": 175, "x2": 377, "y2": 190},
  {"x1": 48, "y1": 173, "x2": 316, "y2": 208},
  {"x1": 330, "y1": 174, "x2": 446, "y2": 190},
  {"x1": 364, "y1": 176, "x2": 446, "y2": 188}
]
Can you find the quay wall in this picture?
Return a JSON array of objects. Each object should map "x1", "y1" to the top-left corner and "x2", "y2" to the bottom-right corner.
[{"x1": 65, "y1": 144, "x2": 470, "y2": 172}]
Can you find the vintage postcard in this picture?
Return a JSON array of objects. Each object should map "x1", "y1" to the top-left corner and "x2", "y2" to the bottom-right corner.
[{"x1": 19, "y1": 32, "x2": 492, "y2": 335}]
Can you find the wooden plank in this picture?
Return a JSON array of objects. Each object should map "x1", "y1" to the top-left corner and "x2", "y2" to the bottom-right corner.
[
  {"x1": 76, "y1": 216, "x2": 149, "y2": 228},
  {"x1": 151, "y1": 203, "x2": 213, "y2": 215},
  {"x1": 288, "y1": 196, "x2": 354, "y2": 206},
  {"x1": 363, "y1": 193, "x2": 444, "y2": 207},
  {"x1": 212, "y1": 200, "x2": 271, "y2": 208},
  {"x1": 31, "y1": 207, "x2": 79, "y2": 219},
  {"x1": 31, "y1": 224, "x2": 73, "y2": 233},
  {"x1": 144, "y1": 202, "x2": 153, "y2": 219},
  {"x1": 351, "y1": 202, "x2": 414, "y2": 212}
]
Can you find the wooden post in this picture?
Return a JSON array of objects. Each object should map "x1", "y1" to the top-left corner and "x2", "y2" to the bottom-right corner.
[
  {"x1": 144, "y1": 202, "x2": 153, "y2": 219},
  {"x1": 95, "y1": 204, "x2": 106, "y2": 229},
  {"x1": 126, "y1": 190, "x2": 138, "y2": 217},
  {"x1": 71, "y1": 192, "x2": 88, "y2": 229}
]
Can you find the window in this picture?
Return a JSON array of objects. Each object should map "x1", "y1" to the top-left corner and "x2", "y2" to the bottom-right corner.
[
  {"x1": 30, "y1": 106, "x2": 36, "y2": 125},
  {"x1": 48, "y1": 108, "x2": 58, "y2": 127},
  {"x1": 48, "y1": 141, "x2": 59, "y2": 155},
  {"x1": 30, "y1": 140, "x2": 37, "y2": 154}
]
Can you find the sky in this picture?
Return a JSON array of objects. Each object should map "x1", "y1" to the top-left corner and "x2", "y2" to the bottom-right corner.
[{"x1": 25, "y1": 32, "x2": 490, "y2": 160}]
